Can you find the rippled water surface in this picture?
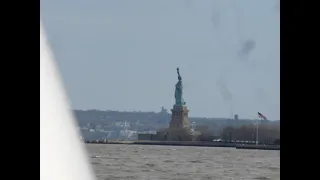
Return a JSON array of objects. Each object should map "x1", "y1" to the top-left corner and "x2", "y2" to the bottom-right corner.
[{"x1": 87, "y1": 144, "x2": 280, "y2": 180}]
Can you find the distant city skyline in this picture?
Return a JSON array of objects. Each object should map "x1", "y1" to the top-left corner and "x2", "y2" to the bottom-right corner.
[{"x1": 41, "y1": 0, "x2": 279, "y2": 120}]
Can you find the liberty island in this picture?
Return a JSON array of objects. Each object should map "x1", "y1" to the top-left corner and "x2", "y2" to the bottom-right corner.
[{"x1": 83, "y1": 67, "x2": 279, "y2": 150}]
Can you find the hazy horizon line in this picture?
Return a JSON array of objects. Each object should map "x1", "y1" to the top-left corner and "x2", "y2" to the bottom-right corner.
[{"x1": 72, "y1": 108, "x2": 280, "y2": 121}]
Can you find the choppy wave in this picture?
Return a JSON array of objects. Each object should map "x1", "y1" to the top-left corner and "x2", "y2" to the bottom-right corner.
[{"x1": 87, "y1": 144, "x2": 280, "y2": 180}]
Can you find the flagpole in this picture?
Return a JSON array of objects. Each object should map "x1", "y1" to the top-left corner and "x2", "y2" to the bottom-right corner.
[
  {"x1": 256, "y1": 119, "x2": 259, "y2": 146},
  {"x1": 256, "y1": 112, "x2": 266, "y2": 146}
]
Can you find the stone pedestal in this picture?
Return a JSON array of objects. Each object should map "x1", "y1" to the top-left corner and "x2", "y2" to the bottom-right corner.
[
  {"x1": 154, "y1": 106, "x2": 192, "y2": 141},
  {"x1": 169, "y1": 105, "x2": 190, "y2": 129}
]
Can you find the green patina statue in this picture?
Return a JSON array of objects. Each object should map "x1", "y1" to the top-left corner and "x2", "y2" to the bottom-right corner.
[{"x1": 175, "y1": 67, "x2": 186, "y2": 106}]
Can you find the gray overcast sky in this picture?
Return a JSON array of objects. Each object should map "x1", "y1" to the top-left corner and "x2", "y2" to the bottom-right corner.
[{"x1": 41, "y1": 0, "x2": 280, "y2": 120}]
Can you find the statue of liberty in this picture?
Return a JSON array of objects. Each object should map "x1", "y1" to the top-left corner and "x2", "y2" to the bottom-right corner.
[{"x1": 175, "y1": 67, "x2": 186, "y2": 106}]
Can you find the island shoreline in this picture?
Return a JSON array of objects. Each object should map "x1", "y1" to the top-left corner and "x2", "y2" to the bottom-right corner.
[{"x1": 86, "y1": 140, "x2": 280, "y2": 151}]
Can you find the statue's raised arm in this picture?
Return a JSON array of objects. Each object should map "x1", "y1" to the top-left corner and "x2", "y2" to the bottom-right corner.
[{"x1": 177, "y1": 67, "x2": 182, "y2": 81}]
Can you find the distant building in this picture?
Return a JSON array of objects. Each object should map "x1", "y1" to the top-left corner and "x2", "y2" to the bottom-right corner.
[
  {"x1": 115, "y1": 122, "x2": 122, "y2": 127},
  {"x1": 160, "y1": 106, "x2": 168, "y2": 114},
  {"x1": 234, "y1": 114, "x2": 239, "y2": 121},
  {"x1": 138, "y1": 133, "x2": 154, "y2": 140}
]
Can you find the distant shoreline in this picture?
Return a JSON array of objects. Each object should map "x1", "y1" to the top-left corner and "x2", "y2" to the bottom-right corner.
[
  {"x1": 74, "y1": 109, "x2": 280, "y2": 121},
  {"x1": 86, "y1": 140, "x2": 280, "y2": 151}
]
